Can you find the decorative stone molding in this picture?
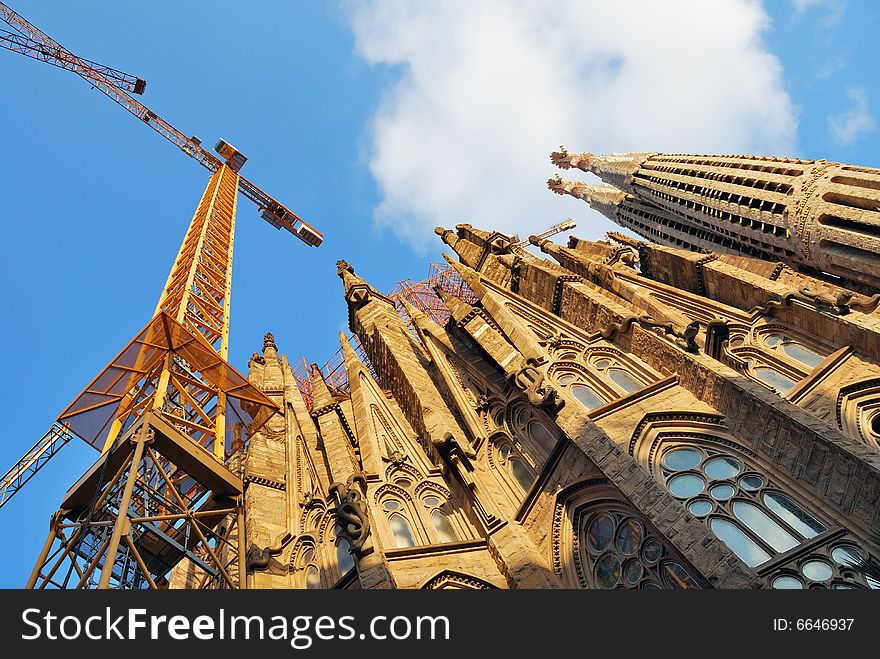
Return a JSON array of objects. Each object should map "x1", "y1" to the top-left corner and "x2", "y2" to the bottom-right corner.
[
  {"x1": 693, "y1": 255, "x2": 718, "y2": 297},
  {"x1": 421, "y1": 570, "x2": 497, "y2": 590},
  {"x1": 601, "y1": 314, "x2": 700, "y2": 353},
  {"x1": 511, "y1": 357, "x2": 564, "y2": 413},
  {"x1": 552, "y1": 274, "x2": 583, "y2": 315},
  {"x1": 245, "y1": 474, "x2": 286, "y2": 491}
]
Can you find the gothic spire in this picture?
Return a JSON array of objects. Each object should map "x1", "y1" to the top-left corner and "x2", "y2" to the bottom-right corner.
[{"x1": 550, "y1": 147, "x2": 653, "y2": 190}]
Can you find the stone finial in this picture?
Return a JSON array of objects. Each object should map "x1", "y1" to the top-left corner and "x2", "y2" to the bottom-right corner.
[
  {"x1": 263, "y1": 332, "x2": 276, "y2": 352},
  {"x1": 551, "y1": 146, "x2": 599, "y2": 171},
  {"x1": 336, "y1": 259, "x2": 355, "y2": 277},
  {"x1": 547, "y1": 173, "x2": 569, "y2": 195},
  {"x1": 528, "y1": 235, "x2": 549, "y2": 249},
  {"x1": 435, "y1": 226, "x2": 458, "y2": 246}
]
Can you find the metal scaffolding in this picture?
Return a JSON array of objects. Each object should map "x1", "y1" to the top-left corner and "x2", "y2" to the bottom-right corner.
[{"x1": 293, "y1": 262, "x2": 478, "y2": 410}]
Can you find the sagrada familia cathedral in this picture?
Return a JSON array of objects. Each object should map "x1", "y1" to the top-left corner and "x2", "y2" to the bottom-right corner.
[{"x1": 174, "y1": 149, "x2": 880, "y2": 590}]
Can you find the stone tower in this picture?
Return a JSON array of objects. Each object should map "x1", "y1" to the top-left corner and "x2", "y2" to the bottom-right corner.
[
  {"x1": 548, "y1": 148, "x2": 880, "y2": 293},
  {"x1": 203, "y1": 154, "x2": 880, "y2": 588}
]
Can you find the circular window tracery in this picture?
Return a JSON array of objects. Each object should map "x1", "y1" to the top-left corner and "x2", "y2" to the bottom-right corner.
[{"x1": 580, "y1": 510, "x2": 699, "y2": 590}]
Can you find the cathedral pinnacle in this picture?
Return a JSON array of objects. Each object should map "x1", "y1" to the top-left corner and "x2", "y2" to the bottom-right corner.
[{"x1": 263, "y1": 332, "x2": 277, "y2": 352}]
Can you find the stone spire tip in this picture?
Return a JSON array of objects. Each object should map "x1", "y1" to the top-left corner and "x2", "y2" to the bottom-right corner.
[{"x1": 263, "y1": 332, "x2": 277, "y2": 352}]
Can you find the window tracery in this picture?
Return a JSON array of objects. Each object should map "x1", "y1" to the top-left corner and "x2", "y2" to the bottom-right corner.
[
  {"x1": 376, "y1": 479, "x2": 469, "y2": 548},
  {"x1": 381, "y1": 498, "x2": 417, "y2": 548},
  {"x1": 554, "y1": 482, "x2": 703, "y2": 589},
  {"x1": 652, "y1": 436, "x2": 877, "y2": 589},
  {"x1": 550, "y1": 349, "x2": 655, "y2": 411},
  {"x1": 726, "y1": 325, "x2": 831, "y2": 395},
  {"x1": 488, "y1": 433, "x2": 537, "y2": 496},
  {"x1": 294, "y1": 542, "x2": 322, "y2": 590}
]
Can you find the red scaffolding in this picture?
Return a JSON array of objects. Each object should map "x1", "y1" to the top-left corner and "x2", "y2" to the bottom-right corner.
[{"x1": 292, "y1": 262, "x2": 477, "y2": 410}]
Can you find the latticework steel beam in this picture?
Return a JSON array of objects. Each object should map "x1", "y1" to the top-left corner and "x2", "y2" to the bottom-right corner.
[{"x1": 0, "y1": 423, "x2": 73, "y2": 511}]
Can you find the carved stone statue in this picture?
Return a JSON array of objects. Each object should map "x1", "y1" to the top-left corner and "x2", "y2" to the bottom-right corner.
[{"x1": 329, "y1": 472, "x2": 371, "y2": 554}]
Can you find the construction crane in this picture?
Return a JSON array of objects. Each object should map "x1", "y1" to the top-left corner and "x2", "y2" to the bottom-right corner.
[
  {"x1": 0, "y1": 2, "x2": 325, "y2": 514},
  {"x1": 0, "y1": 28, "x2": 146, "y2": 94},
  {"x1": 511, "y1": 218, "x2": 576, "y2": 250},
  {"x1": 0, "y1": 4, "x2": 315, "y2": 588},
  {"x1": 0, "y1": 2, "x2": 321, "y2": 246}
]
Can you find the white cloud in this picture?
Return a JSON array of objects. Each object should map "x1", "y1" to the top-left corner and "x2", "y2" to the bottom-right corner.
[
  {"x1": 347, "y1": 0, "x2": 797, "y2": 248},
  {"x1": 828, "y1": 86, "x2": 876, "y2": 146}
]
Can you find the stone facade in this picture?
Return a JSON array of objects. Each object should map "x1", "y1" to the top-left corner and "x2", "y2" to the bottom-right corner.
[
  {"x1": 189, "y1": 152, "x2": 880, "y2": 591},
  {"x1": 549, "y1": 149, "x2": 880, "y2": 294}
]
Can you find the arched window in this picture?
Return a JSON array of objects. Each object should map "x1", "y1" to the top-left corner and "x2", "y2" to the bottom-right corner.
[
  {"x1": 581, "y1": 510, "x2": 700, "y2": 589},
  {"x1": 506, "y1": 403, "x2": 558, "y2": 457},
  {"x1": 389, "y1": 514, "x2": 416, "y2": 548},
  {"x1": 304, "y1": 565, "x2": 320, "y2": 589},
  {"x1": 762, "y1": 331, "x2": 825, "y2": 370},
  {"x1": 336, "y1": 538, "x2": 355, "y2": 577},
  {"x1": 657, "y1": 440, "x2": 877, "y2": 589},
  {"x1": 382, "y1": 499, "x2": 416, "y2": 548},
  {"x1": 555, "y1": 483, "x2": 703, "y2": 590},
  {"x1": 422, "y1": 494, "x2": 460, "y2": 544},
  {"x1": 552, "y1": 352, "x2": 655, "y2": 414},
  {"x1": 752, "y1": 365, "x2": 796, "y2": 393},
  {"x1": 497, "y1": 442, "x2": 535, "y2": 493},
  {"x1": 727, "y1": 327, "x2": 830, "y2": 395},
  {"x1": 590, "y1": 355, "x2": 648, "y2": 394},
  {"x1": 296, "y1": 544, "x2": 322, "y2": 590}
]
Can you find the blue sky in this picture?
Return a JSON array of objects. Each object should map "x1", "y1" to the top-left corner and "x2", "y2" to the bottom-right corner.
[{"x1": 0, "y1": 0, "x2": 877, "y2": 587}]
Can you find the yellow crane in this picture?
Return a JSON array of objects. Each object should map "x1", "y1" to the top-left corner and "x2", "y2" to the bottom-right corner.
[{"x1": 1, "y1": 3, "x2": 317, "y2": 588}]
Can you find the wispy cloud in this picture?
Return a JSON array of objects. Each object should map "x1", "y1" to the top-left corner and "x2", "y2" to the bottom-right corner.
[
  {"x1": 347, "y1": 1, "x2": 797, "y2": 248},
  {"x1": 828, "y1": 86, "x2": 876, "y2": 146},
  {"x1": 815, "y1": 56, "x2": 846, "y2": 82},
  {"x1": 789, "y1": 0, "x2": 845, "y2": 27}
]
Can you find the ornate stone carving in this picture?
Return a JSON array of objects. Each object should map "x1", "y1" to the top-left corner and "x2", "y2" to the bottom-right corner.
[
  {"x1": 329, "y1": 472, "x2": 371, "y2": 554},
  {"x1": 388, "y1": 450, "x2": 409, "y2": 468},
  {"x1": 511, "y1": 357, "x2": 565, "y2": 413},
  {"x1": 247, "y1": 532, "x2": 292, "y2": 572},
  {"x1": 336, "y1": 259, "x2": 355, "y2": 276},
  {"x1": 761, "y1": 287, "x2": 874, "y2": 317},
  {"x1": 601, "y1": 315, "x2": 700, "y2": 353},
  {"x1": 263, "y1": 332, "x2": 276, "y2": 351}
]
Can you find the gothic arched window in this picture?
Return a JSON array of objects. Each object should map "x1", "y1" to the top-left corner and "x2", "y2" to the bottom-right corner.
[
  {"x1": 761, "y1": 331, "x2": 825, "y2": 370},
  {"x1": 581, "y1": 509, "x2": 700, "y2": 589},
  {"x1": 496, "y1": 441, "x2": 535, "y2": 493},
  {"x1": 727, "y1": 326, "x2": 830, "y2": 396},
  {"x1": 296, "y1": 544, "x2": 322, "y2": 590},
  {"x1": 382, "y1": 499, "x2": 417, "y2": 549},
  {"x1": 336, "y1": 537, "x2": 355, "y2": 577},
  {"x1": 655, "y1": 437, "x2": 877, "y2": 589},
  {"x1": 555, "y1": 481, "x2": 704, "y2": 590},
  {"x1": 422, "y1": 494, "x2": 460, "y2": 544},
  {"x1": 551, "y1": 350, "x2": 656, "y2": 414}
]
